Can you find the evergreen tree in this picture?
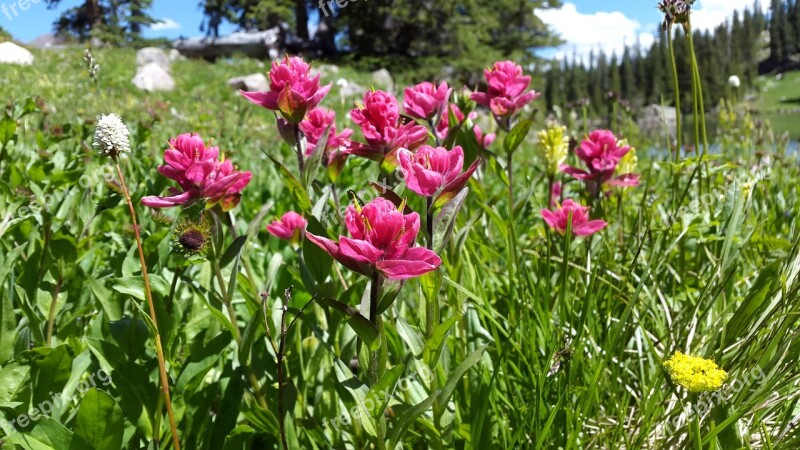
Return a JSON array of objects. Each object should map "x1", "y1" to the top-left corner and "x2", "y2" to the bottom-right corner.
[{"x1": 45, "y1": 0, "x2": 154, "y2": 42}]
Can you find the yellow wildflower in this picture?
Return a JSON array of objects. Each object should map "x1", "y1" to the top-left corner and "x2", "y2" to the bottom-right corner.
[
  {"x1": 663, "y1": 351, "x2": 727, "y2": 393},
  {"x1": 537, "y1": 124, "x2": 569, "y2": 176},
  {"x1": 615, "y1": 140, "x2": 637, "y2": 175}
]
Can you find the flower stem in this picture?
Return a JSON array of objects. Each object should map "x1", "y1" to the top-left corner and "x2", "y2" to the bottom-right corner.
[
  {"x1": 293, "y1": 123, "x2": 305, "y2": 179},
  {"x1": 212, "y1": 258, "x2": 269, "y2": 409},
  {"x1": 368, "y1": 270, "x2": 386, "y2": 447},
  {"x1": 45, "y1": 277, "x2": 62, "y2": 347},
  {"x1": 113, "y1": 159, "x2": 181, "y2": 450},
  {"x1": 277, "y1": 288, "x2": 290, "y2": 450},
  {"x1": 666, "y1": 25, "x2": 683, "y2": 163}
]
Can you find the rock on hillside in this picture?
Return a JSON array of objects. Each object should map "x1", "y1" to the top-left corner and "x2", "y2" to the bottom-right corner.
[
  {"x1": 132, "y1": 63, "x2": 175, "y2": 92},
  {"x1": 0, "y1": 42, "x2": 34, "y2": 65}
]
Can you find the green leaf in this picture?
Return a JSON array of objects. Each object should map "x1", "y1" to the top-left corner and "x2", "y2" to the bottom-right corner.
[
  {"x1": 219, "y1": 235, "x2": 248, "y2": 269},
  {"x1": 387, "y1": 394, "x2": 437, "y2": 449},
  {"x1": 423, "y1": 315, "x2": 460, "y2": 368},
  {"x1": 265, "y1": 153, "x2": 312, "y2": 212},
  {"x1": 0, "y1": 287, "x2": 16, "y2": 364},
  {"x1": 0, "y1": 115, "x2": 17, "y2": 147},
  {"x1": 435, "y1": 345, "x2": 487, "y2": 419},
  {"x1": 503, "y1": 119, "x2": 533, "y2": 155},
  {"x1": 319, "y1": 297, "x2": 380, "y2": 350},
  {"x1": 302, "y1": 216, "x2": 333, "y2": 286},
  {"x1": 74, "y1": 389, "x2": 124, "y2": 450},
  {"x1": 0, "y1": 362, "x2": 31, "y2": 404},
  {"x1": 9, "y1": 416, "x2": 87, "y2": 450},
  {"x1": 366, "y1": 364, "x2": 404, "y2": 421},
  {"x1": 302, "y1": 122, "x2": 331, "y2": 188},
  {"x1": 111, "y1": 275, "x2": 170, "y2": 301},
  {"x1": 433, "y1": 188, "x2": 470, "y2": 253}
]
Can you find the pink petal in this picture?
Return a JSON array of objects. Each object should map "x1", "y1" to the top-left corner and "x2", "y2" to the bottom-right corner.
[
  {"x1": 573, "y1": 220, "x2": 607, "y2": 236},
  {"x1": 141, "y1": 191, "x2": 193, "y2": 208},
  {"x1": 339, "y1": 237, "x2": 384, "y2": 264},
  {"x1": 240, "y1": 90, "x2": 279, "y2": 110},
  {"x1": 376, "y1": 247, "x2": 442, "y2": 280}
]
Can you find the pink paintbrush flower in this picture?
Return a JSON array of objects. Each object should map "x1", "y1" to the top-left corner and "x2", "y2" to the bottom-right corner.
[
  {"x1": 267, "y1": 211, "x2": 307, "y2": 244},
  {"x1": 142, "y1": 133, "x2": 252, "y2": 211},
  {"x1": 240, "y1": 56, "x2": 332, "y2": 123},
  {"x1": 541, "y1": 199, "x2": 607, "y2": 236},
  {"x1": 349, "y1": 90, "x2": 428, "y2": 164},
  {"x1": 471, "y1": 61, "x2": 541, "y2": 118},
  {"x1": 403, "y1": 81, "x2": 451, "y2": 122},
  {"x1": 560, "y1": 130, "x2": 640, "y2": 196},
  {"x1": 398, "y1": 145, "x2": 479, "y2": 205},
  {"x1": 299, "y1": 107, "x2": 354, "y2": 179},
  {"x1": 306, "y1": 197, "x2": 441, "y2": 280},
  {"x1": 436, "y1": 104, "x2": 496, "y2": 148}
]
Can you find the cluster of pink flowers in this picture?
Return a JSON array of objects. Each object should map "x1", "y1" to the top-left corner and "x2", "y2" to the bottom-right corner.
[
  {"x1": 307, "y1": 198, "x2": 441, "y2": 280},
  {"x1": 142, "y1": 133, "x2": 252, "y2": 211},
  {"x1": 471, "y1": 61, "x2": 541, "y2": 123},
  {"x1": 298, "y1": 108, "x2": 354, "y2": 179},
  {"x1": 560, "y1": 130, "x2": 640, "y2": 196},
  {"x1": 348, "y1": 90, "x2": 429, "y2": 165},
  {"x1": 541, "y1": 200, "x2": 607, "y2": 237},
  {"x1": 267, "y1": 212, "x2": 307, "y2": 245},
  {"x1": 139, "y1": 55, "x2": 641, "y2": 279},
  {"x1": 240, "y1": 56, "x2": 331, "y2": 123}
]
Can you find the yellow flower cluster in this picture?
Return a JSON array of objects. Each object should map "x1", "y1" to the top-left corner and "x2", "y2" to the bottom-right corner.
[
  {"x1": 537, "y1": 124, "x2": 569, "y2": 176},
  {"x1": 663, "y1": 351, "x2": 728, "y2": 393},
  {"x1": 615, "y1": 140, "x2": 638, "y2": 175}
]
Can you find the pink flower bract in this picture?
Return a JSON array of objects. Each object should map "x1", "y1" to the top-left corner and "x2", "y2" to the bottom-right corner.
[
  {"x1": 141, "y1": 133, "x2": 252, "y2": 211},
  {"x1": 306, "y1": 198, "x2": 441, "y2": 280},
  {"x1": 541, "y1": 199, "x2": 607, "y2": 236},
  {"x1": 403, "y1": 81, "x2": 451, "y2": 121},
  {"x1": 398, "y1": 145, "x2": 479, "y2": 203},
  {"x1": 240, "y1": 56, "x2": 331, "y2": 122},
  {"x1": 471, "y1": 61, "x2": 541, "y2": 117},
  {"x1": 350, "y1": 90, "x2": 429, "y2": 162},
  {"x1": 267, "y1": 211, "x2": 307, "y2": 243},
  {"x1": 560, "y1": 130, "x2": 640, "y2": 194}
]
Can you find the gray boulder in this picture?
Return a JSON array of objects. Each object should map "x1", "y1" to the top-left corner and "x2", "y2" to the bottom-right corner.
[
  {"x1": 638, "y1": 105, "x2": 678, "y2": 137},
  {"x1": 228, "y1": 73, "x2": 269, "y2": 92},
  {"x1": 136, "y1": 47, "x2": 171, "y2": 70},
  {"x1": 132, "y1": 63, "x2": 175, "y2": 92},
  {"x1": 371, "y1": 68, "x2": 393, "y2": 90}
]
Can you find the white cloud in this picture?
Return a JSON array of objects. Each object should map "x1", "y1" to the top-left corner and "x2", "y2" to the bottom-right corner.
[
  {"x1": 691, "y1": 0, "x2": 769, "y2": 31},
  {"x1": 536, "y1": 3, "x2": 655, "y2": 62},
  {"x1": 536, "y1": 1, "x2": 767, "y2": 62},
  {"x1": 150, "y1": 18, "x2": 181, "y2": 31}
]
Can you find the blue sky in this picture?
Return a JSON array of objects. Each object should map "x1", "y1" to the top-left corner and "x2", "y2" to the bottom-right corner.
[{"x1": 1, "y1": 0, "x2": 763, "y2": 57}]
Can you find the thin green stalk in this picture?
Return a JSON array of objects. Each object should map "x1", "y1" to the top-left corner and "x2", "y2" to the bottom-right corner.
[
  {"x1": 113, "y1": 160, "x2": 181, "y2": 450},
  {"x1": 45, "y1": 277, "x2": 62, "y2": 347},
  {"x1": 666, "y1": 24, "x2": 683, "y2": 210},
  {"x1": 212, "y1": 258, "x2": 269, "y2": 409},
  {"x1": 293, "y1": 123, "x2": 305, "y2": 179},
  {"x1": 666, "y1": 25, "x2": 683, "y2": 162},
  {"x1": 686, "y1": 24, "x2": 710, "y2": 194},
  {"x1": 277, "y1": 292, "x2": 289, "y2": 450},
  {"x1": 368, "y1": 270, "x2": 386, "y2": 448}
]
